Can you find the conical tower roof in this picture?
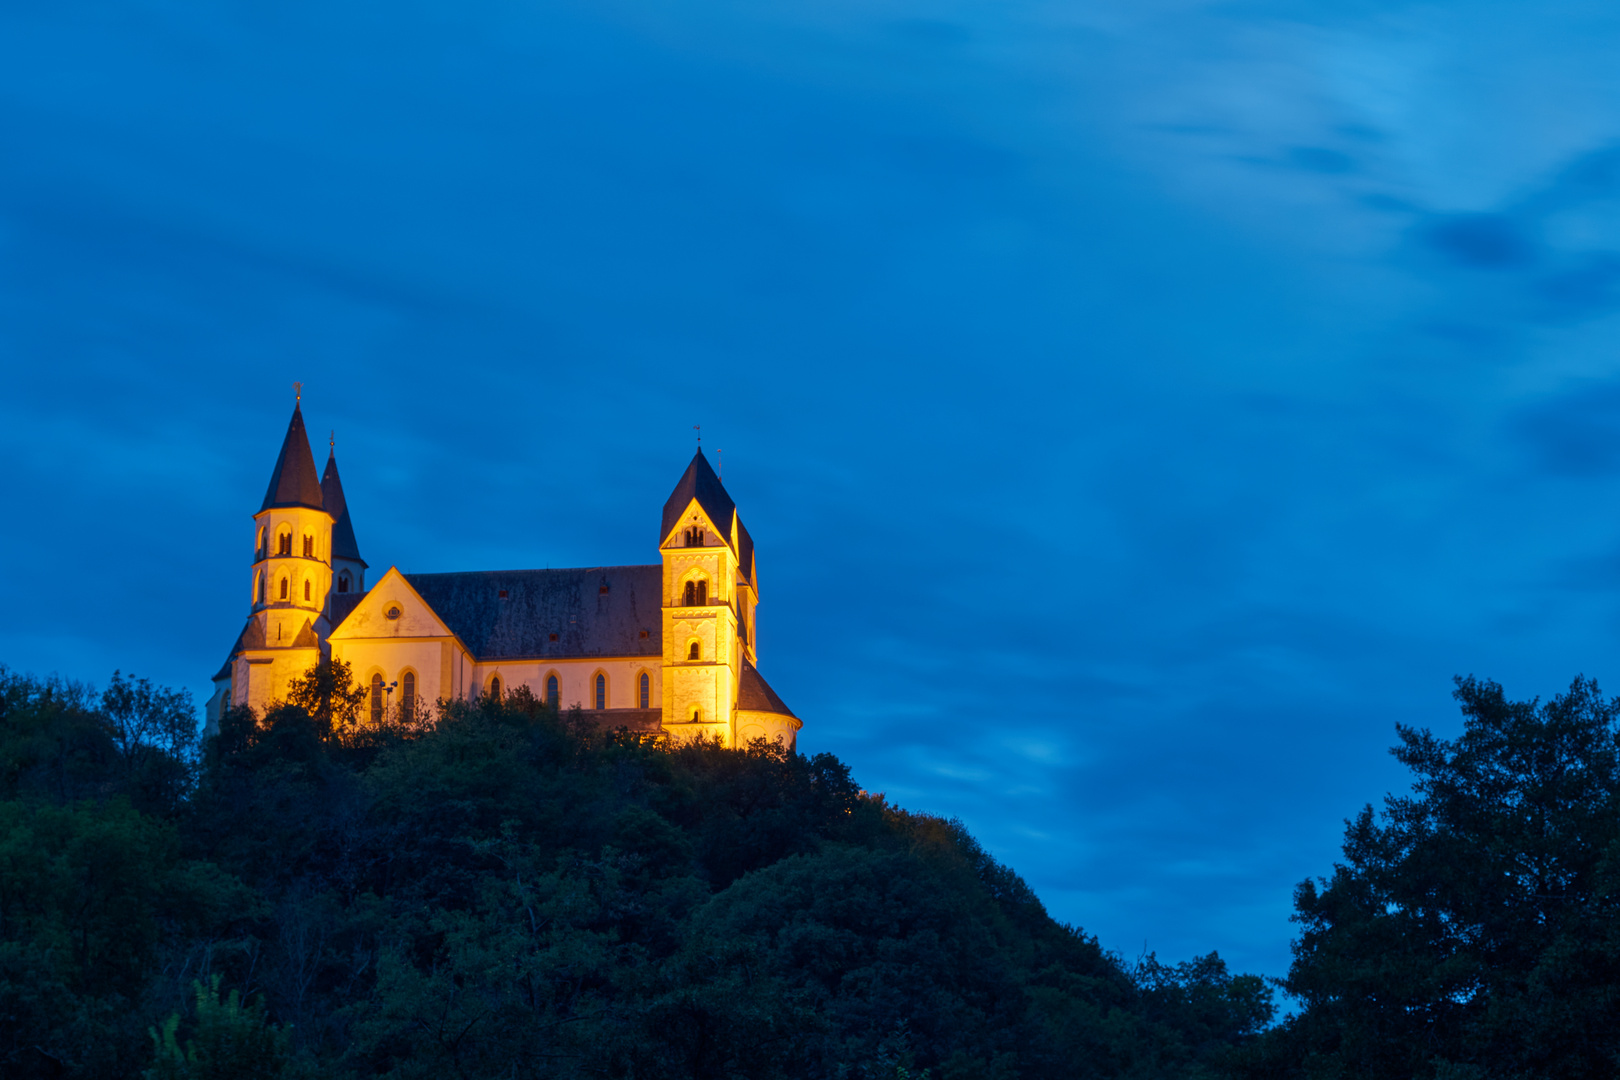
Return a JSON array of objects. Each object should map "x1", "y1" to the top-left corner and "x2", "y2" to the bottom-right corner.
[
  {"x1": 259, "y1": 404, "x2": 326, "y2": 513},
  {"x1": 660, "y1": 448, "x2": 737, "y2": 549},
  {"x1": 322, "y1": 448, "x2": 367, "y2": 567}
]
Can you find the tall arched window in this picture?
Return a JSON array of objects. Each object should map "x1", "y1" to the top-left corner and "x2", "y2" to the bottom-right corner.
[
  {"x1": 594, "y1": 674, "x2": 606, "y2": 710},
  {"x1": 639, "y1": 672, "x2": 650, "y2": 709},
  {"x1": 337, "y1": 571, "x2": 351, "y2": 593},
  {"x1": 401, "y1": 672, "x2": 416, "y2": 722},
  {"x1": 277, "y1": 531, "x2": 292, "y2": 556},
  {"x1": 370, "y1": 674, "x2": 384, "y2": 724},
  {"x1": 546, "y1": 675, "x2": 559, "y2": 708},
  {"x1": 688, "y1": 641, "x2": 700, "y2": 661},
  {"x1": 257, "y1": 573, "x2": 266, "y2": 604},
  {"x1": 304, "y1": 579, "x2": 311, "y2": 601},
  {"x1": 490, "y1": 676, "x2": 502, "y2": 701},
  {"x1": 684, "y1": 580, "x2": 696, "y2": 606},
  {"x1": 279, "y1": 577, "x2": 289, "y2": 600},
  {"x1": 302, "y1": 535, "x2": 314, "y2": 557},
  {"x1": 698, "y1": 580, "x2": 708, "y2": 605},
  {"x1": 256, "y1": 528, "x2": 266, "y2": 558}
]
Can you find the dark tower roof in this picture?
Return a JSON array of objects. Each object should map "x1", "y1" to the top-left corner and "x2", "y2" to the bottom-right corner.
[
  {"x1": 660, "y1": 448, "x2": 737, "y2": 549},
  {"x1": 259, "y1": 405, "x2": 326, "y2": 513},
  {"x1": 322, "y1": 449, "x2": 367, "y2": 567}
]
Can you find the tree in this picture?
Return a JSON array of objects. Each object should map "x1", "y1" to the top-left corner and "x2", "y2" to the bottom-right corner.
[
  {"x1": 1274, "y1": 675, "x2": 1620, "y2": 1079},
  {"x1": 284, "y1": 659, "x2": 369, "y2": 738},
  {"x1": 147, "y1": 976, "x2": 295, "y2": 1080}
]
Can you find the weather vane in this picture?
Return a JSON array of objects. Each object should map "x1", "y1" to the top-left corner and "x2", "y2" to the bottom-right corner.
[
  {"x1": 330, "y1": 429, "x2": 335, "y2": 452},
  {"x1": 293, "y1": 381, "x2": 302, "y2": 403},
  {"x1": 717, "y1": 448, "x2": 723, "y2": 480},
  {"x1": 693, "y1": 424, "x2": 701, "y2": 445}
]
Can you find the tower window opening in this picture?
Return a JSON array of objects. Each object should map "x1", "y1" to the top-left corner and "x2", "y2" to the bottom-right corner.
[
  {"x1": 402, "y1": 672, "x2": 416, "y2": 722},
  {"x1": 304, "y1": 579, "x2": 311, "y2": 601},
  {"x1": 684, "y1": 580, "x2": 695, "y2": 606},
  {"x1": 370, "y1": 675, "x2": 384, "y2": 725},
  {"x1": 639, "y1": 672, "x2": 650, "y2": 709},
  {"x1": 688, "y1": 641, "x2": 700, "y2": 661},
  {"x1": 697, "y1": 580, "x2": 707, "y2": 605},
  {"x1": 690, "y1": 706, "x2": 701, "y2": 723},
  {"x1": 338, "y1": 571, "x2": 351, "y2": 593},
  {"x1": 546, "y1": 675, "x2": 559, "y2": 708},
  {"x1": 257, "y1": 573, "x2": 266, "y2": 604},
  {"x1": 684, "y1": 526, "x2": 704, "y2": 546},
  {"x1": 302, "y1": 535, "x2": 313, "y2": 558},
  {"x1": 277, "y1": 532, "x2": 292, "y2": 556},
  {"x1": 279, "y1": 577, "x2": 289, "y2": 601},
  {"x1": 594, "y1": 674, "x2": 605, "y2": 710},
  {"x1": 256, "y1": 529, "x2": 266, "y2": 558}
]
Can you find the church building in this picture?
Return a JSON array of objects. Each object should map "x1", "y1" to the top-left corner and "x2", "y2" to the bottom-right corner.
[{"x1": 207, "y1": 401, "x2": 801, "y2": 749}]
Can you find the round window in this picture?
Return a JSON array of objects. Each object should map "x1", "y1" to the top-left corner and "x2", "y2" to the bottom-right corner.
[{"x1": 384, "y1": 604, "x2": 403, "y2": 620}]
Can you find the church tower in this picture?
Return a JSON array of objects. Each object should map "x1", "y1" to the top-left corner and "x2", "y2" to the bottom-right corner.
[
  {"x1": 217, "y1": 399, "x2": 336, "y2": 717},
  {"x1": 658, "y1": 449, "x2": 759, "y2": 744},
  {"x1": 321, "y1": 442, "x2": 368, "y2": 605}
]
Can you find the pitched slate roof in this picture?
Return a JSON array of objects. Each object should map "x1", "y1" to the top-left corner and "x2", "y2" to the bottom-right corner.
[
  {"x1": 660, "y1": 449, "x2": 736, "y2": 550},
  {"x1": 329, "y1": 590, "x2": 366, "y2": 628},
  {"x1": 321, "y1": 451, "x2": 366, "y2": 567},
  {"x1": 737, "y1": 659, "x2": 796, "y2": 718},
  {"x1": 260, "y1": 405, "x2": 326, "y2": 512},
  {"x1": 404, "y1": 566, "x2": 663, "y2": 661}
]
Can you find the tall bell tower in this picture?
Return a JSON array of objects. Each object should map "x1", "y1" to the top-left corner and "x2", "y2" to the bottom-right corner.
[
  {"x1": 658, "y1": 448, "x2": 757, "y2": 745},
  {"x1": 221, "y1": 395, "x2": 336, "y2": 716}
]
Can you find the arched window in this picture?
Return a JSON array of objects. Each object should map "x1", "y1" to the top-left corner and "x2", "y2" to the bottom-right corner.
[
  {"x1": 401, "y1": 672, "x2": 416, "y2": 722},
  {"x1": 256, "y1": 573, "x2": 266, "y2": 604},
  {"x1": 338, "y1": 571, "x2": 350, "y2": 594},
  {"x1": 302, "y1": 535, "x2": 314, "y2": 558},
  {"x1": 696, "y1": 580, "x2": 707, "y2": 605},
  {"x1": 277, "y1": 531, "x2": 292, "y2": 557},
  {"x1": 685, "y1": 526, "x2": 704, "y2": 546},
  {"x1": 684, "y1": 580, "x2": 696, "y2": 606},
  {"x1": 370, "y1": 674, "x2": 384, "y2": 724},
  {"x1": 594, "y1": 674, "x2": 606, "y2": 710},
  {"x1": 279, "y1": 577, "x2": 289, "y2": 600},
  {"x1": 688, "y1": 641, "x2": 700, "y2": 661},
  {"x1": 546, "y1": 675, "x2": 559, "y2": 708},
  {"x1": 303, "y1": 579, "x2": 311, "y2": 601},
  {"x1": 490, "y1": 676, "x2": 502, "y2": 701},
  {"x1": 639, "y1": 672, "x2": 650, "y2": 709},
  {"x1": 690, "y1": 706, "x2": 701, "y2": 723},
  {"x1": 256, "y1": 528, "x2": 266, "y2": 558}
]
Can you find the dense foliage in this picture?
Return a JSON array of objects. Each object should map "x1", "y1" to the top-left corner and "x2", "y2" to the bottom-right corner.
[
  {"x1": 0, "y1": 663, "x2": 1270, "y2": 1079},
  {"x1": 1241, "y1": 676, "x2": 1620, "y2": 1079}
]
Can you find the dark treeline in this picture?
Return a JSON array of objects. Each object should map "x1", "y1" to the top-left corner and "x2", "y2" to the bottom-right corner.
[{"x1": 0, "y1": 662, "x2": 1271, "y2": 1080}]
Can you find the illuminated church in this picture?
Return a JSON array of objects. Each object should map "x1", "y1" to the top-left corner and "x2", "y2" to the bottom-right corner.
[{"x1": 207, "y1": 401, "x2": 801, "y2": 749}]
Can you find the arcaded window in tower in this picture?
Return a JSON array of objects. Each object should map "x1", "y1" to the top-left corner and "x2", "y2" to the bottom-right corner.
[
  {"x1": 696, "y1": 579, "x2": 707, "y2": 605},
  {"x1": 338, "y1": 571, "x2": 350, "y2": 593},
  {"x1": 688, "y1": 641, "x2": 700, "y2": 661},
  {"x1": 639, "y1": 672, "x2": 650, "y2": 709},
  {"x1": 683, "y1": 580, "x2": 695, "y2": 606},
  {"x1": 302, "y1": 535, "x2": 313, "y2": 557},
  {"x1": 684, "y1": 526, "x2": 704, "y2": 546},
  {"x1": 401, "y1": 672, "x2": 416, "y2": 722},
  {"x1": 370, "y1": 675, "x2": 384, "y2": 724},
  {"x1": 277, "y1": 531, "x2": 292, "y2": 556},
  {"x1": 546, "y1": 675, "x2": 559, "y2": 708},
  {"x1": 594, "y1": 674, "x2": 605, "y2": 710}
]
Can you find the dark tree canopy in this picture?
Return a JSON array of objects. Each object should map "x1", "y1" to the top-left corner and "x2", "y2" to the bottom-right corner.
[
  {"x1": 1247, "y1": 675, "x2": 1620, "y2": 1080},
  {"x1": 0, "y1": 661, "x2": 1271, "y2": 1079}
]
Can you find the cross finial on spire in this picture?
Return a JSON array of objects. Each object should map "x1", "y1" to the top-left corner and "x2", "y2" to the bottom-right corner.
[
  {"x1": 294, "y1": 381, "x2": 303, "y2": 403},
  {"x1": 330, "y1": 429, "x2": 335, "y2": 452},
  {"x1": 717, "y1": 448, "x2": 723, "y2": 480}
]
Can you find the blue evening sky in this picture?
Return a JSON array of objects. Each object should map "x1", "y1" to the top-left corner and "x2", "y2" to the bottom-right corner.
[{"x1": 5, "y1": 0, "x2": 1620, "y2": 980}]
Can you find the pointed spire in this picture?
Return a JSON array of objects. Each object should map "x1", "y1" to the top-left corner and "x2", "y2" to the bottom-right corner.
[
  {"x1": 259, "y1": 403, "x2": 326, "y2": 512},
  {"x1": 322, "y1": 445, "x2": 367, "y2": 566},
  {"x1": 660, "y1": 447, "x2": 737, "y2": 548}
]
